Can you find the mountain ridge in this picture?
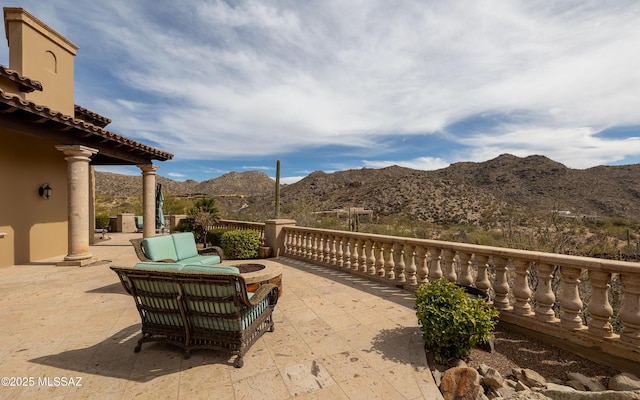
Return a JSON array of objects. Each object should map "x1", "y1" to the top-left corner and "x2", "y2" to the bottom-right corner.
[{"x1": 95, "y1": 154, "x2": 640, "y2": 223}]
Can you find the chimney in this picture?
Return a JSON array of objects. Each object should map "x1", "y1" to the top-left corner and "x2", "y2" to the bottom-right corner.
[{"x1": 3, "y1": 7, "x2": 78, "y2": 115}]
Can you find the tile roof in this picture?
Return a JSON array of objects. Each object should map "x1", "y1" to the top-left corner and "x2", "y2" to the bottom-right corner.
[
  {"x1": 0, "y1": 88, "x2": 173, "y2": 162},
  {"x1": 74, "y1": 105, "x2": 112, "y2": 128},
  {"x1": 0, "y1": 65, "x2": 42, "y2": 92}
]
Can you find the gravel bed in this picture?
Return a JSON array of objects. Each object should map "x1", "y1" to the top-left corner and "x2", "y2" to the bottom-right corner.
[
  {"x1": 461, "y1": 326, "x2": 620, "y2": 386},
  {"x1": 427, "y1": 325, "x2": 621, "y2": 389}
]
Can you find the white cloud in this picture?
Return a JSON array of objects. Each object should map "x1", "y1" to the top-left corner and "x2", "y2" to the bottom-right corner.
[
  {"x1": 7, "y1": 0, "x2": 640, "y2": 172},
  {"x1": 279, "y1": 176, "x2": 306, "y2": 185},
  {"x1": 362, "y1": 157, "x2": 450, "y2": 171}
]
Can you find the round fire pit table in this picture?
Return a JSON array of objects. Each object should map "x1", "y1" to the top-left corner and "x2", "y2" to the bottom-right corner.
[{"x1": 235, "y1": 263, "x2": 283, "y2": 297}]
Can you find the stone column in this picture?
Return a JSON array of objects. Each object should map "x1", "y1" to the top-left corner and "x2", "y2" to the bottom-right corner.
[
  {"x1": 264, "y1": 219, "x2": 296, "y2": 257},
  {"x1": 55, "y1": 145, "x2": 98, "y2": 266},
  {"x1": 137, "y1": 164, "x2": 159, "y2": 238}
]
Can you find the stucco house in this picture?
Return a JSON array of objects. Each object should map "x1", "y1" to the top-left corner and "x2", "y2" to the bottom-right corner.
[{"x1": 0, "y1": 7, "x2": 173, "y2": 267}]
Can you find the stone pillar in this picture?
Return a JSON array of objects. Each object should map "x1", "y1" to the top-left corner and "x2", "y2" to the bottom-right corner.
[
  {"x1": 137, "y1": 164, "x2": 159, "y2": 238},
  {"x1": 55, "y1": 145, "x2": 98, "y2": 266},
  {"x1": 264, "y1": 219, "x2": 296, "y2": 257}
]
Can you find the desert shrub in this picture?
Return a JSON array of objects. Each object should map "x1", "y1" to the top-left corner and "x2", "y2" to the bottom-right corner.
[
  {"x1": 415, "y1": 278, "x2": 499, "y2": 364},
  {"x1": 173, "y1": 218, "x2": 193, "y2": 232},
  {"x1": 207, "y1": 228, "x2": 231, "y2": 246},
  {"x1": 220, "y1": 230, "x2": 261, "y2": 260},
  {"x1": 95, "y1": 214, "x2": 110, "y2": 229}
]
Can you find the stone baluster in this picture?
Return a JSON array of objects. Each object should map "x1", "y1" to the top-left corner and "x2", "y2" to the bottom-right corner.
[
  {"x1": 429, "y1": 248, "x2": 443, "y2": 281},
  {"x1": 303, "y1": 233, "x2": 311, "y2": 260},
  {"x1": 375, "y1": 241, "x2": 385, "y2": 276},
  {"x1": 474, "y1": 254, "x2": 491, "y2": 292},
  {"x1": 383, "y1": 242, "x2": 395, "y2": 280},
  {"x1": 309, "y1": 232, "x2": 317, "y2": 261},
  {"x1": 442, "y1": 249, "x2": 457, "y2": 283},
  {"x1": 284, "y1": 231, "x2": 292, "y2": 255},
  {"x1": 393, "y1": 242, "x2": 406, "y2": 283},
  {"x1": 559, "y1": 266, "x2": 584, "y2": 330},
  {"x1": 620, "y1": 273, "x2": 640, "y2": 345},
  {"x1": 329, "y1": 235, "x2": 338, "y2": 265},
  {"x1": 299, "y1": 232, "x2": 307, "y2": 258},
  {"x1": 344, "y1": 237, "x2": 352, "y2": 269},
  {"x1": 308, "y1": 232, "x2": 317, "y2": 261},
  {"x1": 534, "y1": 263, "x2": 557, "y2": 322},
  {"x1": 493, "y1": 257, "x2": 511, "y2": 310},
  {"x1": 365, "y1": 240, "x2": 376, "y2": 274},
  {"x1": 300, "y1": 232, "x2": 307, "y2": 258},
  {"x1": 405, "y1": 243, "x2": 417, "y2": 285},
  {"x1": 415, "y1": 245, "x2": 429, "y2": 284},
  {"x1": 336, "y1": 236, "x2": 345, "y2": 268},
  {"x1": 587, "y1": 270, "x2": 614, "y2": 337},
  {"x1": 457, "y1": 251, "x2": 473, "y2": 287},
  {"x1": 295, "y1": 232, "x2": 302, "y2": 257},
  {"x1": 359, "y1": 239, "x2": 368, "y2": 272},
  {"x1": 351, "y1": 238, "x2": 360, "y2": 271},
  {"x1": 512, "y1": 259, "x2": 533, "y2": 316},
  {"x1": 323, "y1": 234, "x2": 332, "y2": 264},
  {"x1": 310, "y1": 232, "x2": 319, "y2": 261}
]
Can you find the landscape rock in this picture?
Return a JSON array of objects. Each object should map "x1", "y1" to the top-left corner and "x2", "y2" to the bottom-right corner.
[
  {"x1": 609, "y1": 373, "x2": 640, "y2": 391},
  {"x1": 566, "y1": 380, "x2": 587, "y2": 391},
  {"x1": 566, "y1": 372, "x2": 606, "y2": 392},
  {"x1": 514, "y1": 381, "x2": 529, "y2": 392},
  {"x1": 512, "y1": 368, "x2": 547, "y2": 388},
  {"x1": 480, "y1": 366, "x2": 505, "y2": 389},
  {"x1": 488, "y1": 385, "x2": 516, "y2": 399},
  {"x1": 440, "y1": 367, "x2": 481, "y2": 400}
]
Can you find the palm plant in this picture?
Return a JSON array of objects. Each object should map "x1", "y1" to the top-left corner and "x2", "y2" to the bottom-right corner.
[{"x1": 188, "y1": 198, "x2": 221, "y2": 244}]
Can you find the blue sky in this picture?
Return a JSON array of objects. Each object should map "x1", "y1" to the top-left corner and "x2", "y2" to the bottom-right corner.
[{"x1": 3, "y1": 1, "x2": 640, "y2": 183}]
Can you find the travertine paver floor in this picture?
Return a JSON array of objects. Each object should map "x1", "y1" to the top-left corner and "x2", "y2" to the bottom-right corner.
[{"x1": 0, "y1": 233, "x2": 442, "y2": 399}]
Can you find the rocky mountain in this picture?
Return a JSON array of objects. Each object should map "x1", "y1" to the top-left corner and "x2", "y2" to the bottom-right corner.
[
  {"x1": 278, "y1": 154, "x2": 640, "y2": 223},
  {"x1": 95, "y1": 170, "x2": 275, "y2": 197},
  {"x1": 95, "y1": 154, "x2": 640, "y2": 224}
]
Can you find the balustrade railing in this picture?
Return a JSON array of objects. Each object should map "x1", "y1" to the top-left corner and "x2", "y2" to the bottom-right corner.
[{"x1": 281, "y1": 225, "x2": 640, "y2": 364}]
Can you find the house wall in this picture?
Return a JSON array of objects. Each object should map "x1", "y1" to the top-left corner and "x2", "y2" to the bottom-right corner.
[
  {"x1": 4, "y1": 7, "x2": 77, "y2": 115},
  {"x1": 0, "y1": 129, "x2": 68, "y2": 267}
]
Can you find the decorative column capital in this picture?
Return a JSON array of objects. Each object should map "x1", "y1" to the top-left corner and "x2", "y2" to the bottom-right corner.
[
  {"x1": 137, "y1": 163, "x2": 160, "y2": 174},
  {"x1": 55, "y1": 145, "x2": 98, "y2": 160}
]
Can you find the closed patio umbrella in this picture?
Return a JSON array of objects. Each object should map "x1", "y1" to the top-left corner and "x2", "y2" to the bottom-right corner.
[{"x1": 156, "y1": 183, "x2": 165, "y2": 232}]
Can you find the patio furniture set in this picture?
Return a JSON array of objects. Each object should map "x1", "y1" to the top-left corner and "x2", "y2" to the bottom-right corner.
[{"x1": 112, "y1": 232, "x2": 279, "y2": 368}]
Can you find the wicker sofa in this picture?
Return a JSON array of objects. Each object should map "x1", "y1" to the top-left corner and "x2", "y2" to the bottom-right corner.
[
  {"x1": 111, "y1": 264, "x2": 278, "y2": 367},
  {"x1": 130, "y1": 232, "x2": 225, "y2": 266}
]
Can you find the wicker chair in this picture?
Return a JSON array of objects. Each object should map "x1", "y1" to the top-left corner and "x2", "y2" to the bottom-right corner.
[{"x1": 111, "y1": 265, "x2": 278, "y2": 367}]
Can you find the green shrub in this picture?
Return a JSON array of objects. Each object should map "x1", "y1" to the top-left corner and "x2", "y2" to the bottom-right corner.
[
  {"x1": 95, "y1": 214, "x2": 110, "y2": 229},
  {"x1": 173, "y1": 218, "x2": 194, "y2": 232},
  {"x1": 207, "y1": 228, "x2": 231, "y2": 246},
  {"x1": 415, "y1": 278, "x2": 499, "y2": 364},
  {"x1": 220, "y1": 230, "x2": 261, "y2": 259}
]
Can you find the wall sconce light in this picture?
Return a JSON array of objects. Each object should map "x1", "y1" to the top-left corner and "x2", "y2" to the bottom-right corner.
[{"x1": 39, "y1": 183, "x2": 53, "y2": 200}]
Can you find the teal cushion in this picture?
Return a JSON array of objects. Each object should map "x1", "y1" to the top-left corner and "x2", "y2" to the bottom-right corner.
[
  {"x1": 172, "y1": 232, "x2": 199, "y2": 260},
  {"x1": 133, "y1": 262, "x2": 184, "y2": 271},
  {"x1": 180, "y1": 265, "x2": 239, "y2": 274},
  {"x1": 142, "y1": 235, "x2": 178, "y2": 261},
  {"x1": 176, "y1": 255, "x2": 221, "y2": 266}
]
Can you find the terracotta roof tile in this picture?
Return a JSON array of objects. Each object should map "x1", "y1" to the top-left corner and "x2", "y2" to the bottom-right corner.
[
  {"x1": 0, "y1": 65, "x2": 43, "y2": 92},
  {"x1": 74, "y1": 105, "x2": 112, "y2": 128},
  {"x1": 0, "y1": 88, "x2": 173, "y2": 161}
]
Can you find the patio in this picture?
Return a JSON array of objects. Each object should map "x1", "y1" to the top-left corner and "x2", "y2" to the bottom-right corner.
[{"x1": 0, "y1": 233, "x2": 441, "y2": 400}]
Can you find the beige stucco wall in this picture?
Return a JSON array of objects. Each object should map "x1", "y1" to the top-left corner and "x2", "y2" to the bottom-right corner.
[
  {"x1": 4, "y1": 8, "x2": 77, "y2": 115},
  {"x1": 0, "y1": 129, "x2": 68, "y2": 267}
]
